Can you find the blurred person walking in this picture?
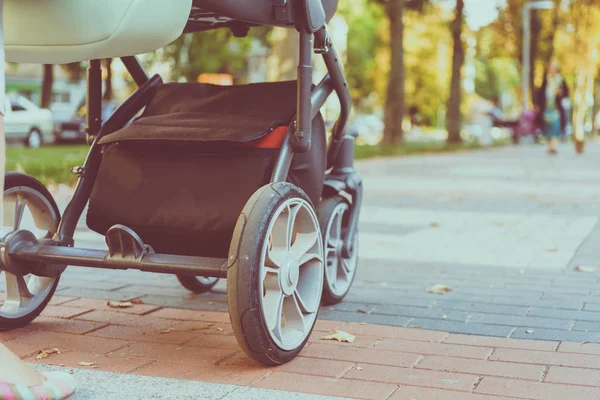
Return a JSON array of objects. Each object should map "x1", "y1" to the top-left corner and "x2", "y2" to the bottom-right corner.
[{"x1": 535, "y1": 61, "x2": 569, "y2": 154}]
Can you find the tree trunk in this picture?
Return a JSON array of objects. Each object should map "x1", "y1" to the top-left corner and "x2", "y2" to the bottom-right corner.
[
  {"x1": 446, "y1": 0, "x2": 465, "y2": 144},
  {"x1": 382, "y1": 0, "x2": 405, "y2": 146},
  {"x1": 103, "y1": 58, "x2": 113, "y2": 101},
  {"x1": 40, "y1": 65, "x2": 54, "y2": 109}
]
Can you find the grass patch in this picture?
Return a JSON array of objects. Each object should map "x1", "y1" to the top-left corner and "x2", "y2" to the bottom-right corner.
[
  {"x1": 6, "y1": 145, "x2": 89, "y2": 186},
  {"x1": 354, "y1": 138, "x2": 508, "y2": 160},
  {"x1": 4, "y1": 138, "x2": 508, "y2": 186}
]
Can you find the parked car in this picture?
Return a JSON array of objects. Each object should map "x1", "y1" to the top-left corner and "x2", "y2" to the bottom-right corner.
[
  {"x1": 349, "y1": 114, "x2": 384, "y2": 145},
  {"x1": 4, "y1": 96, "x2": 53, "y2": 148},
  {"x1": 53, "y1": 102, "x2": 119, "y2": 143}
]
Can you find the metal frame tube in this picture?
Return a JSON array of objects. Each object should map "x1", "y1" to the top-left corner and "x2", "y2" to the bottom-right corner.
[
  {"x1": 121, "y1": 56, "x2": 150, "y2": 86},
  {"x1": 13, "y1": 244, "x2": 227, "y2": 277},
  {"x1": 295, "y1": 31, "x2": 313, "y2": 153}
]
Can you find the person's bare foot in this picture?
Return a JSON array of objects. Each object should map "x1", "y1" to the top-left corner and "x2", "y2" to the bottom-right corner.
[
  {"x1": 0, "y1": 344, "x2": 76, "y2": 399},
  {"x1": 0, "y1": 343, "x2": 44, "y2": 386}
]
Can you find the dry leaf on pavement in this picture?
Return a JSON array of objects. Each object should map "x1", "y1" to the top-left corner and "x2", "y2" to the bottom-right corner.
[
  {"x1": 525, "y1": 330, "x2": 535, "y2": 334},
  {"x1": 427, "y1": 284, "x2": 452, "y2": 295},
  {"x1": 107, "y1": 301, "x2": 134, "y2": 308},
  {"x1": 546, "y1": 248, "x2": 558, "y2": 252},
  {"x1": 356, "y1": 366, "x2": 363, "y2": 370},
  {"x1": 160, "y1": 328, "x2": 175, "y2": 334},
  {"x1": 36, "y1": 348, "x2": 60, "y2": 360},
  {"x1": 574, "y1": 266, "x2": 599, "y2": 273},
  {"x1": 191, "y1": 324, "x2": 215, "y2": 331},
  {"x1": 130, "y1": 299, "x2": 144, "y2": 304},
  {"x1": 78, "y1": 362, "x2": 95, "y2": 366},
  {"x1": 321, "y1": 330, "x2": 356, "y2": 343},
  {"x1": 430, "y1": 222, "x2": 440, "y2": 228}
]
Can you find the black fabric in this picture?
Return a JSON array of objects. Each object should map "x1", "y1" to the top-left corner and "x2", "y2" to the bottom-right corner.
[
  {"x1": 87, "y1": 80, "x2": 327, "y2": 258},
  {"x1": 99, "y1": 81, "x2": 298, "y2": 145}
]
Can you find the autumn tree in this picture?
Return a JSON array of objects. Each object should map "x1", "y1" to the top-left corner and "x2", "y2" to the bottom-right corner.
[{"x1": 446, "y1": 0, "x2": 464, "y2": 144}]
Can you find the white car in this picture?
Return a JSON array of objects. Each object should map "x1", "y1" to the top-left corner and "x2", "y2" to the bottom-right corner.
[{"x1": 4, "y1": 96, "x2": 53, "y2": 148}]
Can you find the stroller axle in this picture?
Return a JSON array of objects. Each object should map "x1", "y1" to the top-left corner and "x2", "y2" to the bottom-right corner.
[{"x1": 1, "y1": 227, "x2": 227, "y2": 278}]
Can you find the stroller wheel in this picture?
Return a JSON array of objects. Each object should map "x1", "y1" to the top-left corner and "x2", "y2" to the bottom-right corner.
[
  {"x1": 317, "y1": 195, "x2": 358, "y2": 305},
  {"x1": 0, "y1": 173, "x2": 61, "y2": 331},
  {"x1": 227, "y1": 183, "x2": 323, "y2": 365},
  {"x1": 176, "y1": 276, "x2": 219, "y2": 294}
]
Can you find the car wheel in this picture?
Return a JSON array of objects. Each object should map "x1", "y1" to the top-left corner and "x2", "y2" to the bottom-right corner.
[{"x1": 25, "y1": 129, "x2": 42, "y2": 149}]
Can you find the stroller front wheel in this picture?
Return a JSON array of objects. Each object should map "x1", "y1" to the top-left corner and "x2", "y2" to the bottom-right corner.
[{"x1": 227, "y1": 183, "x2": 324, "y2": 365}]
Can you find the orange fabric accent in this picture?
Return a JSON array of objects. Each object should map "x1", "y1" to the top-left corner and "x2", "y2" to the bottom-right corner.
[{"x1": 248, "y1": 126, "x2": 288, "y2": 149}]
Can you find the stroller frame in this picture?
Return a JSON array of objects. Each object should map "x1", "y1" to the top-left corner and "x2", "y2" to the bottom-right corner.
[{"x1": 1, "y1": 28, "x2": 361, "y2": 284}]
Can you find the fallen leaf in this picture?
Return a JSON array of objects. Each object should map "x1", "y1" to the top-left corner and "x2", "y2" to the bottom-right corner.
[
  {"x1": 208, "y1": 302, "x2": 215, "y2": 305},
  {"x1": 160, "y1": 328, "x2": 175, "y2": 334},
  {"x1": 357, "y1": 309, "x2": 368, "y2": 314},
  {"x1": 363, "y1": 280, "x2": 376, "y2": 284},
  {"x1": 359, "y1": 322, "x2": 368, "y2": 326},
  {"x1": 107, "y1": 301, "x2": 133, "y2": 308},
  {"x1": 574, "y1": 266, "x2": 599, "y2": 273},
  {"x1": 191, "y1": 324, "x2": 215, "y2": 331},
  {"x1": 525, "y1": 329, "x2": 535, "y2": 334},
  {"x1": 321, "y1": 330, "x2": 356, "y2": 343},
  {"x1": 427, "y1": 284, "x2": 452, "y2": 295},
  {"x1": 430, "y1": 222, "x2": 440, "y2": 228},
  {"x1": 36, "y1": 348, "x2": 60, "y2": 360},
  {"x1": 411, "y1": 325, "x2": 422, "y2": 329},
  {"x1": 216, "y1": 327, "x2": 224, "y2": 332},
  {"x1": 175, "y1": 347, "x2": 183, "y2": 351},
  {"x1": 130, "y1": 299, "x2": 144, "y2": 304},
  {"x1": 442, "y1": 315, "x2": 448, "y2": 320},
  {"x1": 546, "y1": 248, "x2": 558, "y2": 253},
  {"x1": 356, "y1": 366, "x2": 363, "y2": 371},
  {"x1": 78, "y1": 361, "x2": 95, "y2": 366},
  {"x1": 69, "y1": 370, "x2": 74, "y2": 375},
  {"x1": 581, "y1": 342, "x2": 590, "y2": 345}
]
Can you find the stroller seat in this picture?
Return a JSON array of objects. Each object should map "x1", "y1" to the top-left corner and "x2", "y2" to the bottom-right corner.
[{"x1": 88, "y1": 81, "x2": 327, "y2": 258}]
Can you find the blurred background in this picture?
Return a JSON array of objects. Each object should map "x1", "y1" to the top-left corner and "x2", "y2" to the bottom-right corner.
[{"x1": 4, "y1": 0, "x2": 600, "y2": 186}]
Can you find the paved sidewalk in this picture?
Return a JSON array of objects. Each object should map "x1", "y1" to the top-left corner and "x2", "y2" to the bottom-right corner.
[
  {"x1": 45, "y1": 140, "x2": 600, "y2": 343},
  {"x1": 4, "y1": 298, "x2": 600, "y2": 399}
]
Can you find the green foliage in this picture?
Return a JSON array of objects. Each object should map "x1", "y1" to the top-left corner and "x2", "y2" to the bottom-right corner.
[
  {"x1": 156, "y1": 27, "x2": 271, "y2": 83},
  {"x1": 337, "y1": 0, "x2": 385, "y2": 109}
]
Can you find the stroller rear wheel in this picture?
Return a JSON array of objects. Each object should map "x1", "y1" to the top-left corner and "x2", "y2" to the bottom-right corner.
[
  {"x1": 176, "y1": 275, "x2": 219, "y2": 294},
  {"x1": 0, "y1": 173, "x2": 61, "y2": 331},
  {"x1": 227, "y1": 183, "x2": 323, "y2": 365},
  {"x1": 317, "y1": 195, "x2": 358, "y2": 305}
]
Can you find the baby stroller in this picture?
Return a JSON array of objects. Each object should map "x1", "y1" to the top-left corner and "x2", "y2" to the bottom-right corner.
[{"x1": 0, "y1": 0, "x2": 362, "y2": 365}]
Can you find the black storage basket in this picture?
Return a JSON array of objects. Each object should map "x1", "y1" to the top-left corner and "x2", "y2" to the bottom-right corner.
[{"x1": 87, "y1": 81, "x2": 326, "y2": 258}]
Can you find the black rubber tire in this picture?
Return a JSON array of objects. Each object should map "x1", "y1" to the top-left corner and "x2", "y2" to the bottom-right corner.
[
  {"x1": 0, "y1": 172, "x2": 61, "y2": 331},
  {"x1": 176, "y1": 275, "x2": 219, "y2": 294},
  {"x1": 317, "y1": 195, "x2": 358, "y2": 306},
  {"x1": 227, "y1": 182, "x2": 321, "y2": 366},
  {"x1": 25, "y1": 129, "x2": 42, "y2": 149}
]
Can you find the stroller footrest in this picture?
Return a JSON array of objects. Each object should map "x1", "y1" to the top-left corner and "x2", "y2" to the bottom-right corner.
[{"x1": 105, "y1": 224, "x2": 154, "y2": 262}]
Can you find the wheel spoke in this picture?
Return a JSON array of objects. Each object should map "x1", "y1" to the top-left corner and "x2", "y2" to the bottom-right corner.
[
  {"x1": 2, "y1": 272, "x2": 33, "y2": 313},
  {"x1": 283, "y1": 294, "x2": 307, "y2": 336},
  {"x1": 285, "y1": 204, "x2": 301, "y2": 251},
  {"x1": 14, "y1": 198, "x2": 27, "y2": 231},
  {"x1": 290, "y1": 231, "x2": 319, "y2": 259},
  {"x1": 266, "y1": 241, "x2": 285, "y2": 268},
  {"x1": 294, "y1": 288, "x2": 317, "y2": 313},
  {"x1": 298, "y1": 251, "x2": 322, "y2": 266}
]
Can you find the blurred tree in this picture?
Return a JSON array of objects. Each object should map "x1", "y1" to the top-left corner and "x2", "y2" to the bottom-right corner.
[
  {"x1": 40, "y1": 65, "x2": 54, "y2": 109},
  {"x1": 374, "y1": 0, "x2": 428, "y2": 146},
  {"x1": 103, "y1": 58, "x2": 113, "y2": 101},
  {"x1": 60, "y1": 62, "x2": 84, "y2": 82},
  {"x1": 446, "y1": 0, "x2": 464, "y2": 144}
]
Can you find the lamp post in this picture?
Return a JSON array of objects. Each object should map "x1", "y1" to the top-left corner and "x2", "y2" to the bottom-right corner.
[{"x1": 522, "y1": 0, "x2": 554, "y2": 111}]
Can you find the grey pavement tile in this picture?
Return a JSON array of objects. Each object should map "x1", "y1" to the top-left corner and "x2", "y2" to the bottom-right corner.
[
  {"x1": 326, "y1": 302, "x2": 379, "y2": 314},
  {"x1": 359, "y1": 222, "x2": 424, "y2": 236},
  {"x1": 56, "y1": 280, "x2": 130, "y2": 291},
  {"x1": 318, "y1": 310, "x2": 412, "y2": 327},
  {"x1": 511, "y1": 327, "x2": 600, "y2": 343},
  {"x1": 374, "y1": 305, "x2": 470, "y2": 322},
  {"x1": 584, "y1": 303, "x2": 600, "y2": 312},
  {"x1": 55, "y1": 287, "x2": 144, "y2": 301},
  {"x1": 528, "y1": 307, "x2": 600, "y2": 322},
  {"x1": 139, "y1": 294, "x2": 229, "y2": 312},
  {"x1": 431, "y1": 300, "x2": 530, "y2": 316},
  {"x1": 344, "y1": 289, "x2": 436, "y2": 307},
  {"x1": 407, "y1": 319, "x2": 513, "y2": 337},
  {"x1": 572, "y1": 321, "x2": 600, "y2": 332},
  {"x1": 468, "y1": 313, "x2": 573, "y2": 330}
]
